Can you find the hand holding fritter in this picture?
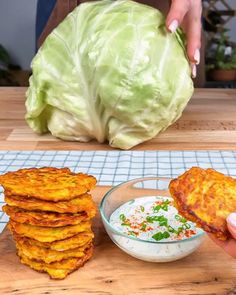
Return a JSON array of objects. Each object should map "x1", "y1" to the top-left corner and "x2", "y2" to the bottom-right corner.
[{"x1": 210, "y1": 213, "x2": 236, "y2": 259}]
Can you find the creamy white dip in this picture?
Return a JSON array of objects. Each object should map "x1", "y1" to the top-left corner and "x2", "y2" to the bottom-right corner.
[
  {"x1": 110, "y1": 196, "x2": 199, "y2": 242},
  {"x1": 107, "y1": 196, "x2": 204, "y2": 262}
]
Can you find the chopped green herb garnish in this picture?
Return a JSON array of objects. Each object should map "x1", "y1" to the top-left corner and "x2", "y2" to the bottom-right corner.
[
  {"x1": 159, "y1": 220, "x2": 168, "y2": 227},
  {"x1": 152, "y1": 231, "x2": 170, "y2": 241},
  {"x1": 153, "y1": 200, "x2": 170, "y2": 213},
  {"x1": 163, "y1": 231, "x2": 170, "y2": 239},
  {"x1": 146, "y1": 215, "x2": 168, "y2": 227},
  {"x1": 177, "y1": 226, "x2": 183, "y2": 234},
  {"x1": 180, "y1": 217, "x2": 187, "y2": 223},
  {"x1": 140, "y1": 205, "x2": 145, "y2": 212},
  {"x1": 162, "y1": 200, "x2": 170, "y2": 206},
  {"x1": 162, "y1": 204, "x2": 168, "y2": 211},
  {"x1": 153, "y1": 205, "x2": 161, "y2": 213},
  {"x1": 182, "y1": 223, "x2": 191, "y2": 230},
  {"x1": 152, "y1": 232, "x2": 163, "y2": 241},
  {"x1": 175, "y1": 214, "x2": 188, "y2": 223},
  {"x1": 146, "y1": 216, "x2": 156, "y2": 223},
  {"x1": 158, "y1": 216, "x2": 168, "y2": 227},
  {"x1": 167, "y1": 225, "x2": 176, "y2": 233},
  {"x1": 186, "y1": 223, "x2": 191, "y2": 229},
  {"x1": 146, "y1": 215, "x2": 160, "y2": 223},
  {"x1": 128, "y1": 231, "x2": 136, "y2": 237},
  {"x1": 121, "y1": 223, "x2": 130, "y2": 227},
  {"x1": 119, "y1": 214, "x2": 126, "y2": 222}
]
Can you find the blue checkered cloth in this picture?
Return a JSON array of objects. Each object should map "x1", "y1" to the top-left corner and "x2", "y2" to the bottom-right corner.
[{"x1": 0, "y1": 150, "x2": 236, "y2": 233}]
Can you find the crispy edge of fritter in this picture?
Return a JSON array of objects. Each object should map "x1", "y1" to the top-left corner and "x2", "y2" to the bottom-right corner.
[
  {"x1": 169, "y1": 171, "x2": 230, "y2": 241},
  {"x1": 8, "y1": 219, "x2": 92, "y2": 242},
  {"x1": 3, "y1": 205, "x2": 91, "y2": 227},
  {"x1": 12, "y1": 231, "x2": 94, "y2": 251},
  {"x1": 4, "y1": 193, "x2": 97, "y2": 215},
  {"x1": 17, "y1": 246, "x2": 93, "y2": 279},
  {"x1": 0, "y1": 167, "x2": 97, "y2": 201},
  {"x1": 15, "y1": 237, "x2": 92, "y2": 263}
]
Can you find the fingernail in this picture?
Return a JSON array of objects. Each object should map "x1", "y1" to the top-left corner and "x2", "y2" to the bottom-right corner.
[
  {"x1": 194, "y1": 49, "x2": 200, "y2": 65},
  {"x1": 191, "y1": 64, "x2": 197, "y2": 78},
  {"x1": 227, "y1": 213, "x2": 236, "y2": 228},
  {"x1": 168, "y1": 20, "x2": 178, "y2": 33}
]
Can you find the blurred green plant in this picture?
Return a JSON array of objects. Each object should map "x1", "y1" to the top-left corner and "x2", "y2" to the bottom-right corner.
[
  {"x1": 206, "y1": 29, "x2": 236, "y2": 71},
  {"x1": 0, "y1": 44, "x2": 21, "y2": 86}
]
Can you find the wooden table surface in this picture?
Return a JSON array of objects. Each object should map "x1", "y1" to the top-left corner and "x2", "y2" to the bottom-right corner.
[
  {"x1": 0, "y1": 87, "x2": 236, "y2": 150},
  {"x1": 0, "y1": 185, "x2": 235, "y2": 295}
]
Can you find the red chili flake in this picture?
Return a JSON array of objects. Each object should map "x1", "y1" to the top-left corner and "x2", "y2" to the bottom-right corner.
[
  {"x1": 176, "y1": 232, "x2": 184, "y2": 240},
  {"x1": 155, "y1": 201, "x2": 163, "y2": 205},
  {"x1": 184, "y1": 229, "x2": 196, "y2": 238},
  {"x1": 140, "y1": 222, "x2": 148, "y2": 232},
  {"x1": 131, "y1": 225, "x2": 140, "y2": 229}
]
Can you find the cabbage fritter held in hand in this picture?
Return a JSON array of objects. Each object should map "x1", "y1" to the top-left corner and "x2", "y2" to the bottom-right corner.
[{"x1": 169, "y1": 167, "x2": 236, "y2": 240}]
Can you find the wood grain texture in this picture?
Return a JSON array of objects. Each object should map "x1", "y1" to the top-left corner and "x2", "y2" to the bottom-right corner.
[
  {"x1": 0, "y1": 186, "x2": 235, "y2": 295},
  {"x1": 0, "y1": 87, "x2": 236, "y2": 150}
]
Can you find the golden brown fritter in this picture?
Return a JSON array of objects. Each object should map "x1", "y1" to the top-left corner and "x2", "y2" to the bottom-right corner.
[
  {"x1": 5, "y1": 193, "x2": 96, "y2": 215},
  {"x1": 169, "y1": 167, "x2": 236, "y2": 240},
  {"x1": 0, "y1": 167, "x2": 96, "y2": 201},
  {"x1": 18, "y1": 246, "x2": 93, "y2": 279},
  {"x1": 8, "y1": 219, "x2": 92, "y2": 242},
  {"x1": 2, "y1": 205, "x2": 91, "y2": 227},
  {"x1": 13, "y1": 231, "x2": 94, "y2": 251},
  {"x1": 15, "y1": 237, "x2": 92, "y2": 263}
]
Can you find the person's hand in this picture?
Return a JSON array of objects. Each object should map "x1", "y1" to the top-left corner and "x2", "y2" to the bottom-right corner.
[
  {"x1": 209, "y1": 213, "x2": 236, "y2": 259},
  {"x1": 166, "y1": 0, "x2": 202, "y2": 78}
]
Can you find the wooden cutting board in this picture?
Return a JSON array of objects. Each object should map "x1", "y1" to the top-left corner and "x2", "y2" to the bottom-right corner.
[
  {"x1": 0, "y1": 186, "x2": 235, "y2": 295},
  {"x1": 1, "y1": 87, "x2": 236, "y2": 150}
]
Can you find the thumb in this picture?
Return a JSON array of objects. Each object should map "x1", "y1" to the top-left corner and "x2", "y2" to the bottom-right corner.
[{"x1": 227, "y1": 213, "x2": 236, "y2": 239}]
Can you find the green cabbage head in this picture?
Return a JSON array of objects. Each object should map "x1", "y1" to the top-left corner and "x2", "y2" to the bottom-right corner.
[{"x1": 26, "y1": 0, "x2": 194, "y2": 149}]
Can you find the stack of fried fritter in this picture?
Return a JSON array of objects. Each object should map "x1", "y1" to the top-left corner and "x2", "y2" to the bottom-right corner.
[{"x1": 0, "y1": 167, "x2": 97, "y2": 279}]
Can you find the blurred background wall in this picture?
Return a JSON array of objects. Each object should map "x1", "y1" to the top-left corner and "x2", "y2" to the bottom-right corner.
[
  {"x1": 0, "y1": 0, "x2": 235, "y2": 70},
  {"x1": 0, "y1": 0, "x2": 37, "y2": 70}
]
